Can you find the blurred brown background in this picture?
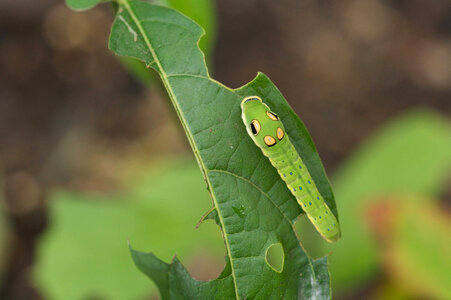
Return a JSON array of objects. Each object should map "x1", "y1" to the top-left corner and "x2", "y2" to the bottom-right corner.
[{"x1": 0, "y1": 0, "x2": 450, "y2": 299}]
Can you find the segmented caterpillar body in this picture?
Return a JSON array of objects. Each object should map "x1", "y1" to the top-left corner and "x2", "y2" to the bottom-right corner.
[{"x1": 241, "y1": 96, "x2": 340, "y2": 242}]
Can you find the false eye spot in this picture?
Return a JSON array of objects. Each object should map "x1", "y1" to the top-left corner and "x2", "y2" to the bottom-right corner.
[
  {"x1": 266, "y1": 111, "x2": 279, "y2": 121},
  {"x1": 250, "y1": 120, "x2": 261, "y2": 135},
  {"x1": 264, "y1": 135, "x2": 276, "y2": 147},
  {"x1": 276, "y1": 127, "x2": 284, "y2": 140}
]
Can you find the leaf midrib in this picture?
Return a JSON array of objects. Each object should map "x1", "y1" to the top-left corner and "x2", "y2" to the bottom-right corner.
[{"x1": 116, "y1": 0, "x2": 240, "y2": 298}]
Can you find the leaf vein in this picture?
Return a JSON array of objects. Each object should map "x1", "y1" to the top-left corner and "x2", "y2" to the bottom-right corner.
[{"x1": 208, "y1": 169, "x2": 293, "y2": 226}]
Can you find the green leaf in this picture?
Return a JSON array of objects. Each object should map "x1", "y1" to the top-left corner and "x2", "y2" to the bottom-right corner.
[
  {"x1": 325, "y1": 110, "x2": 451, "y2": 292},
  {"x1": 69, "y1": 0, "x2": 337, "y2": 298},
  {"x1": 65, "y1": 0, "x2": 104, "y2": 10}
]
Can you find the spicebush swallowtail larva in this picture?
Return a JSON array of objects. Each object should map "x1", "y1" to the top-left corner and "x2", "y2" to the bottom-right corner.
[{"x1": 241, "y1": 96, "x2": 341, "y2": 242}]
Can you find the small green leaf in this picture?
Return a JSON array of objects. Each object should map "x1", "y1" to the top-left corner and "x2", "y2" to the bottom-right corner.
[{"x1": 65, "y1": 0, "x2": 104, "y2": 10}]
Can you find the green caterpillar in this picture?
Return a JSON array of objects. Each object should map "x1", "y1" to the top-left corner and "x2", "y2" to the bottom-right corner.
[{"x1": 241, "y1": 96, "x2": 341, "y2": 243}]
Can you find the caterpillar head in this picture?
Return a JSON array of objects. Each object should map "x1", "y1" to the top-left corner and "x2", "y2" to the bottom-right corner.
[{"x1": 241, "y1": 96, "x2": 286, "y2": 149}]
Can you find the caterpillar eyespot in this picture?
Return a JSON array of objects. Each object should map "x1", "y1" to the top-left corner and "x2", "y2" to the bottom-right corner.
[
  {"x1": 266, "y1": 111, "x2": 279, "y2": 121},
  {"x1": 241, "y1": 95, "x2": 341, "y2": 243},
  {"x1": 250, "y1": 120, "x2": 261, "y2": 135},
  {"x1": 264, "y1": 135, "x2": 276, "y2": 147},
  {"x1": 276, "y1": 127, "x2": 284, "y2": 140}
]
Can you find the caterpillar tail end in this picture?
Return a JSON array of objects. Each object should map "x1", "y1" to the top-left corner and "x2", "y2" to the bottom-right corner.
[
  {"x1": 324, "y1": 230, "x2": 341, "y2": 243},
  {"x1": 305, "y1": 210, "x2": 342, "y2": 243}
]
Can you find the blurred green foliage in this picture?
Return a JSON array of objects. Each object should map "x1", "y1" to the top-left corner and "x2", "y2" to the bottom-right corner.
[
  {"x1": 321, "y1": 109, "x2": 451, "y2": 294},
  {"x1": 34, "y1": 160, "x2": 224, "y2": 300},
  {"x1": 368, "y1": 196, "x2": 451, "y2": 299},
  {"x1": 65, "y1": 0, "x2": 102, "y2": 11}
]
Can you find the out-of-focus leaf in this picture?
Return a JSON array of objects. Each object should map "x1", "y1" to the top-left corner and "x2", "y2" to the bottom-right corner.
[
  {"x1": 372, "y1": 283, "x2": 411, "y2": 300},
  {"x1": 65, "y1": 0, "x2": 103, "y2": 10},
  {"x1": 34, "y1": 160, "x2": 224, "y2": 300},
  {"x1": 325, "y1": 110, "x2": 451, "y2": 292},
  {"x1": 366, "y1": 196, "x2": 451, "y2": 299}
]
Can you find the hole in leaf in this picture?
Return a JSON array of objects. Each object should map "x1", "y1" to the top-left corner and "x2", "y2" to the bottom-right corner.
[{"x1": 265, "y1": 243, "x2": 284, "y2": 272}]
